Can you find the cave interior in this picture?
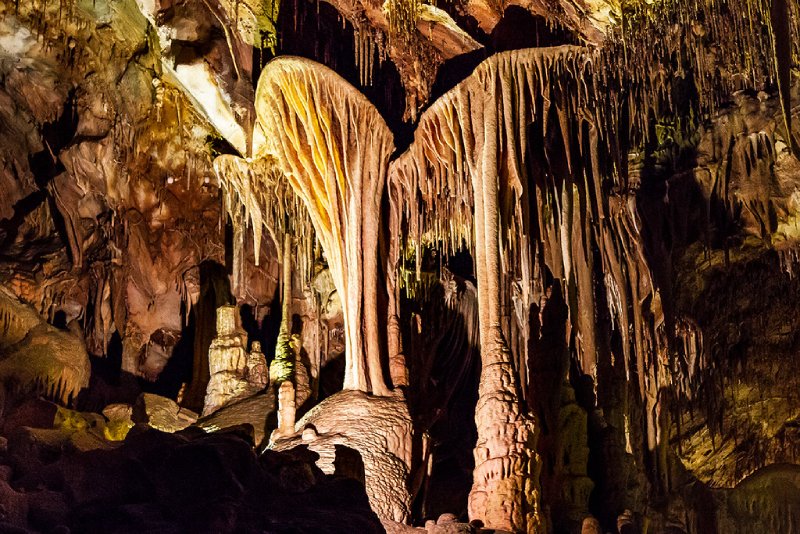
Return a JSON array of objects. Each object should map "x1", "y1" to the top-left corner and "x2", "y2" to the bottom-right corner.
[{"x1": 0, "y1": 0, "x2": 799, "y2": 532}]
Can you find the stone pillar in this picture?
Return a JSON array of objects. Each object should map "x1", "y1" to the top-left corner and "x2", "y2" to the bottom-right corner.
[
  {"x1": 202, "y1": 305, "x2": 249, "y2": 416},
  {"x1": 581, "y1": 516, "x2": 601, "y2": 534},
  {"x1": 245, "y1": 341, "x2": 269, "y2": 390},
  {"x1": 274, "y1": 380, "x2": 297, "y2": 438},
  {"x1": 617, "y1": 510, "x2": 638, "y2": 534}
]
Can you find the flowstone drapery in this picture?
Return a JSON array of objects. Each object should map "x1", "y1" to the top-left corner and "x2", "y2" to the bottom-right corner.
[
  {"x1": 214, "y1": 48, "x2": 712, "y2": 532},
  {"x1": 388, "y1": 46, "x2": 675, "y2": 532},
  {"x1": 252, "y1": 57, "x2": 397, "y2": 395}
]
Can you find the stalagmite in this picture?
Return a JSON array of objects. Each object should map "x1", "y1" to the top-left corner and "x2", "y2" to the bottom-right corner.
[
  {"x1": 270, "y1": 232, "x2": 297, "y2": 388},
  {"x1": 253, "y1": 57, "x2": 396, "y2": 395},
  {"x1": 245, "y1": 341, "x2": 269, "y2": 390},
  {"x1": 275, "y1": 380, "x2": 297, "y2": 436},
  {"x1": 203, "y1": 305, "x2": 250, "y2": 416},
  {"x1": 581, "y1": 516, "x2": 602, "y2": 534},
  {"x1": 388, "y1": 45, "x2": 678, "y2": 531}
]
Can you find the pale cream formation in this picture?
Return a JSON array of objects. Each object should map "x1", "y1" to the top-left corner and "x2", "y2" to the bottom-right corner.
[{"x1": 388, "y1": 46, "x2": 666, "y2": 532}]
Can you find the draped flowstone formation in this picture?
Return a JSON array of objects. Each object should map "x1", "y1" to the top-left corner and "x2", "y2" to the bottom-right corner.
[
  {"x1": 3, "y1": 0, "x2": 800, "y2": 531},
  {"x1": 209, "y1": 47, "x2": 703, "y2": 531},
  {"x1": 253, "y1": 57, "x2": 396, "y2": 396},
  {"x1": 388, "y1": 46, "x2": 679, "y2": 532}
]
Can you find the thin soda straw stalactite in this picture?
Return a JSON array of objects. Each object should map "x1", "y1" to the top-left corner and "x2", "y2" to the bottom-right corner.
[{"x1": 386, "y1": 0, "x2": 421, "y2": 45}]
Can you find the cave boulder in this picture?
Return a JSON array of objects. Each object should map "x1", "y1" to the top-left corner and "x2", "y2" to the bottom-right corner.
[{"x1": 132, "y1": 393, "x2": 198, "y2": 433}]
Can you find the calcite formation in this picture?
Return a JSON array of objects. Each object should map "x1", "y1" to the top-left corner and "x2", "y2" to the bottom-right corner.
[
  {"x1": 1, "y1": 0, "x2": 800, "y2": 531},
  {"x1": 273, "y1": 380, "x2": 297, "y2": 438},
  {"x1": 133, "y1": 393, "x2": 198, "y2": 433},
  {"x1": 0, "y1": 287, "x2": 90, "y2": 402},
  {"x1": 245, "y1": 341, "x2": 269, "y2": 390},
  {"x1": 272, "y1": 390, "x2": 413, "y2": 525},
  {"x1": 253, "y1": 57, "x2": 396, "y2": 395},
  {"x1": 203, "y1": 305, "x2": 251, "y2": 416},
  {"x1": 195, "y1": 391, "x2": 275, "y2": 444}
]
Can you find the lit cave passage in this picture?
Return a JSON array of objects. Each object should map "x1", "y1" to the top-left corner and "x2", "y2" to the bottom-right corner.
[{"x1": 0, "y1": 0, "x2": 799, "y2": 531}]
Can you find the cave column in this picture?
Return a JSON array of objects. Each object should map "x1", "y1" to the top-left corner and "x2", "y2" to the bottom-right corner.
[
  {"x1": 386, "y1": 180, "x2": 409, "y2": 387},
  {"x1": 467, "y1": 92, "x2": 541, "y2": 534},
  {"x1": 253, "y1": 58, "x2": 394, "y2": 396}
]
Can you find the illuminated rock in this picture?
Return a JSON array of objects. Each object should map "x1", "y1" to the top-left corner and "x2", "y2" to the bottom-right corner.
[
  {"x1": 133, "y1": 393, "x2": 198, "y2": 433},
  {"x1": 253, "y1": 57, "x2": 396, "y2": 395},
  {"x1": 245, "y1": 341, "x2": 269, "y2": 391},
  {"x1": 203, "y1": 305, "x2": 250, "y2": 416},
  {"x1": 0, "y1": 288, "x2": 90, "y2": 403},
  {"x1": 102, "y1": 403, "x2": 134, "y2": 441},
  {"x1": 271, "y1": 390, "x2": 413, "y2": 525},
  {"x1": 195, "y1": 392, "x2": 275, "y2": 445},
  {"x1": 581, "y1": 517, "x2": 601, "y2": 534},
  {"x1": 273, "y1": 381, "x2": 297, "y2": 439}
]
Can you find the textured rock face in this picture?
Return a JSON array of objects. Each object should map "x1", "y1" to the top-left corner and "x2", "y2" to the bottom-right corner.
[
  {"x1": 271, "y1": 390, "x2": 413, "y2": 525},
  {"x1": 469, "y1": 346, "x2": 540, "y2": 533},
  {"x1": 195, "y1": 391, "x2": 275, "y2": 445},
  {"x1": 245, "y1": 341, "x2": 269, "y2": 390},
  {"x1": 636, "y1": 90, "x2": 800, "y2": 490},
  {"x1": 0, "y1": 407, "x2": 385, "y2": 533},
  {"x1": 133, "y1": 393, "x2": 198, "y2": 433},
  {"x1": 0, "y1": 0, "x2": 263, "y2": 397},
  {"x1": 0, "y1": 287, "x2": 90, "y2": 402},
  {"x1": 131, "y1": 0, "x2": 256, "y2": 154}
]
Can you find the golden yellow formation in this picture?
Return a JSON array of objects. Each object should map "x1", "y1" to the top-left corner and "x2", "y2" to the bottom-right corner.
[{"x1": 252, "y1": 57, "x2": 395, "y2": 395}]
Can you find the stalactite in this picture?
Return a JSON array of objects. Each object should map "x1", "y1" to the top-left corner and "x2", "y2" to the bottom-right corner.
[
  {"x1": 214, "y1": 154, "x2": 316, "y2": 289},
  {"x1": 596, "y1": 0, "x2": 796, "y2": 150},
  {"x1": 0, "y1": 289, "x2": 90, "y2": 405},
  {"x1": 252, "y1": 56, "x2": 395, "y2": 396},
  {"x1": 387, "y1": 45, "x2": 722, "y2": 530},
  {"x1": 386, "y1": 0, "x2": 420, "y2": 45},
  {"x1": 353, "y1": 21, "x2": 377, "y2": 87},
  {"x1": 769, "y1": 0, "x2": 799, "y2": 157}
]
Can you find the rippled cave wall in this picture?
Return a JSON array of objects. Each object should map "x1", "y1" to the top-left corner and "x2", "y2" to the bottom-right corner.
[{"x1": 0, "y1": 0, "x2": 799, "y2": 532}]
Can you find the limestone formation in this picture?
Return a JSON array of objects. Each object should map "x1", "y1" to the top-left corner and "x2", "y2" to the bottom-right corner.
[
  {"x1": 0, "y1": 287, "x2": 90, "y2": 402},
  {"x1": 203, "y1": 305, "x2": 251, "y2": 416},
  {"x1": 102, "y1": 403, "x2": 135, "y2": 441},
  {"x1": 253, "y1": 57, "x2": 396, "y2": 395},
  {"x1": 1, "y1": 0, "x2": 800, "y2": 532},
  {"x1": 273, "y1": 381, "x2": 297, "y2": 438},
  {"x1": 195, "y1": 391, "x2": 275, "y2": 445},
  {"x1": 133, "y1": 393, "x2": 199, "y2": 433},
  {"x1": 581, "y1": 517, "x2": 601, "y2": 534},
  {"x1": 245, "y1": 341, "x2": 269, "y2": 391},
  {"x1": 272, "y1": 390, "x2": 413, "y2": 525}
]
